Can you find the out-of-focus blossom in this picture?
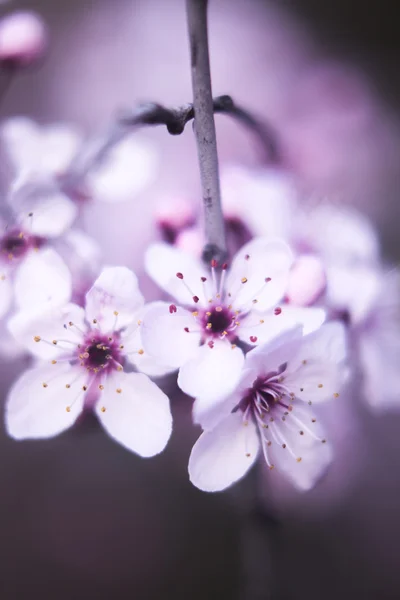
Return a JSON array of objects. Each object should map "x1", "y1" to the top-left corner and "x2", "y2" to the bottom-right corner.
[
  {"x1": 189, "y1": 323, "x2": 347, "y2": 492},
  {"x1": 0, "y1": 11, "x2": 47, "y2": 68},
  {"x1": 142, "y1": 239, "x2": 325, "y2": 405},
  {"x1": 327, "y1": 264, "x2": 400, "y2": 411},
  {"x1": 6, "y1": 266, "x2": 173, "y2": 456},
  {"x1": 0, "y1": 117, "x2": 158, "y2": 216},
  {"x1": 155, "y1": 196, "x2": 196, "y2": 244}
]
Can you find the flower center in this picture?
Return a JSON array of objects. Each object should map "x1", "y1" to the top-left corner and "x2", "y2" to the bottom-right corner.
[
  {"x1": 79, "y1": 333, "x2": 122, "y2": 373},
  {"x1": 0, "y1": 230, "x2": 44, "y2": 261},
  {"x1": 203, "y1": 305, "x2": 234, "y2": 334}
]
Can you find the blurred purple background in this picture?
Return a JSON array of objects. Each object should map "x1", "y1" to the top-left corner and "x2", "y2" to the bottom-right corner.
[{"x1": 1, "y1": 0, "x2": 400, "y2": 598}]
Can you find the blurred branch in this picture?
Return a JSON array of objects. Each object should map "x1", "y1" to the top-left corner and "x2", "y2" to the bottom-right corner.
[{"x1": 65, "y1": 96, "x2": 279, "y2": 195}]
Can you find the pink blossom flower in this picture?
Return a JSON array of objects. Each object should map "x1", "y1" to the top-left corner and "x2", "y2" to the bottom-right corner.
[
  {"x1": 188, "y1": 323, "x2": 347, "y2": 492},
  {"x1": 142, "y1": 240, "x2": 325, "y2": 402},
  {"x1": 6, "y1": 267, "x2": 173, "y2": 456},
  {"x1": 0, "y1": 11, "x2": 48, "y2": 68}
]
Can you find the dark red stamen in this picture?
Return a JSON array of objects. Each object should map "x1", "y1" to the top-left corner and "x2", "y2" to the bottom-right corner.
[
  {"x1": 245, "y1": 254, "x2": 250, "y2": 260},
  {"x1": 250, "y1": 336, "x2": 258, "y2": 343},
  {"x1": 176, "y1": 272, "x2": 184, "y2": 279},
  {"x1": 201, "y1": 276, "x2": 207, "y2": 282},
  {"x1": 208, "y1": 340, "x2": 214, "y2": 348},
  {"x1": 184, "y1": 327, "x2": 190, "y2": 332},
  {"x1": 274, "y1": 307, "x2": 282, "y2": 315},
  {"x1": 265, "y1": 277, "x2": 272, "y2": 283},
  {"x1": 211, "y1": 259, "x2": 218, "y2": 268},
  {"x1": 169, "y1": 304, "x2": 177, "y2": 313},
  {"x1": 222, "y1": 263, "x2": 228, "y2": 270},
  {"x1": 193, "y1": 295, "x2": 199, "y2": 303}
]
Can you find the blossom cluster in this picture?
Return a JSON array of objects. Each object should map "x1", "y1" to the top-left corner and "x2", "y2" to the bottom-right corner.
[{"x1": 1, "y1": 116, "x2": 398, "y2": 495}]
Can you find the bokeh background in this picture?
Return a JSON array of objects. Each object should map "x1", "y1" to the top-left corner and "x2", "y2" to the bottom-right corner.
[{"x1": 1, "y1": 0, "x2": 400, "y2": 598}]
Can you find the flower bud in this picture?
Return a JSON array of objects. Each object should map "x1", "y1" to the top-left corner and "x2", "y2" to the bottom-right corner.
[{"x1": 0, "y1": 11, "x2": 48, "y2": 68}]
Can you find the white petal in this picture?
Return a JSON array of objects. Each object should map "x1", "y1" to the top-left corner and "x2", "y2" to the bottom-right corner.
[
  {"x1": 8, "y1": 303, "x2": 86, "y2": 359},
  {"x1": 1, "y1": 117, "x2": 41, "y2": 172},
  {"x1": 86, "y1": 136, "x2": 157, "y2": 203},
  {"x1": 327, "y1": 264, "x2": 380, "y2": 324},
  {"x1": 121, "y1": 306, "x2": 176, "y2": 377},
  {"x1": 14, "y1": 248, "x2": 72, "y2": 310},
  {"x1": 96, "y1": 371, "x2": 172, "y2": 457},
  {"x1": 0, "y1": 272, "x2": 12, "y2": 318},
  {"x1": 244, "y1": 326, "x2": 304, "y2": 374},
  {"x1": 5, "y1": 363, "x2": 86, "y2": 440},
  {"x1": 238, "y1": 306, "x2": 325, "y2": 347},
  {"x1": 189, "y1": 413, "x2": 259, "y2": 492},
  {"x1": 266, "y1": 403, "x2": 332, "y2": 491},
  {"x1": 300, "y1": 203, "x2": 379, "y2": 264},
  {"x1": 220, "y1": 166, "x2": 297, "y2": 239},
  {"x1": 226, "y1": 238, "x2": 293, "y2": 312},
  {"x1": 39, "y1": 124, "x2": 82, "y2": 173},
  {"x1": 145, "y1": 242, "x2": 209, "y2": 306},
  {"x1": 85, "y1": 266, "x2": 144, "y2": 332},
  {"x1": 140, "y1": 302, "x2": 201, "y2": 369},
  {"x1": 9, "y1": 174, "x2": 77, "y2": 237},
  {"x1": 285, "y1": 322, "x2": 348, "y2": 404},
  {"x1": 178, "y1": 339, "x2": 244, "y2": 400},
  {"x1": 61, "y1": 229, "x2": 102, "y2": 268}
]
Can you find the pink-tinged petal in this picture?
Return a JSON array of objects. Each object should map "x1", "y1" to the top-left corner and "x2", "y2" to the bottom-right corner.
[
  {"x1": 220, "y1": 166, "x2": 297, "y2": 239},
  {"x1": 9, "y1": 174, "x2": 77, "y2": 237},
  {"x1": 121, "y1": 306, "x2": 176, "y2": 377},
  {"x1": 239, "y1": 306, "x2": 325, "y2": 347},
  {"x1": 244, "y1": 326, "x2": 304, "y2": 374},
  {"x1": 327, "y1": 264, "x2": 380, "y2": 324},
  {"x1": 0, "y1": 273, "x2": 12, "y2": 319},
  {"x1": 189, "y1": 413, "x2": 259, "y2": 492},
  {"x1": 85, "y1": 266, "x2": 144, "y2": 332},
  {"x1": 286, "y1": 255, "x2": 326, "y2": 306},
  {"x1": 178, "y1": 339, "x2": 244, "y2": 401},
  {"x1": 5, "y1": 363, "x2": 86, "y2": 440},
  {"x1": 14, "y1": 248, "x2": 72, "y2": 310},
  {"x1": 140, "y1": 302, "x2": 201, "y2": 369},
  {"x1": 86, "y1": 137, "x2": 156, "y2": 203},
  {"x1": 299, "y1": 203, "x2": 379, "y2": 264},
  {"x1": 285, "y1": 322, "x2": 348, "y2": 404},
  {"x1": 226, "y1": 238, "x2": 293, "y2": 312},
  {"x1": 155, "y1": 196, "x2": 195, "y2": 230},
  {"x1": 8, "y1": 303, "x2": 85, "y2": 359},
  {"x1": 145, "y1": 243, "x2": 209, "y2": 306},
  {"x1": 175, "y1": 227, "x2": 204, "y2": 257},
  {"x1": 265, "y1": 403, "x2": 332, "y2": 491},
  {"x1": 95, "y1": 371, "x2": 172, "y2": 457}
]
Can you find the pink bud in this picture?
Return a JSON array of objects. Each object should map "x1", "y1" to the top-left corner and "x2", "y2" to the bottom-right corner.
[
  {"x1": 286, "y1": 255, "x2": 326, "y2": 306},
  {"x1": 175, "y1": 227, "x2": 203, "y2": 257},
  {"x1": 0, "y1": 11, "x2": 48, "y2": 68}
]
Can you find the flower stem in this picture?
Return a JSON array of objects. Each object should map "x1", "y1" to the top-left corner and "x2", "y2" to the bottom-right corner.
[{"x1": 186, "y1": 0, "x2": 227, "y2": 264}]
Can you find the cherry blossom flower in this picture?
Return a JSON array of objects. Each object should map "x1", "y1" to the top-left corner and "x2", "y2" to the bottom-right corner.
[
  {"x1": 142, "y1": 239, "x2": 325, "y2": 403},
  {"x1": 6, "y1": 266, "x2": 173, "y2": 456},
  {"x1": 327, "y1": 263, "x2": 400, "y2": 411},
  {"x1": 188, "y1": 322, "x2": 347, "y2": 492},
  {"x1": 1, "y1": 117, "x2": 157, "y2": 220}
]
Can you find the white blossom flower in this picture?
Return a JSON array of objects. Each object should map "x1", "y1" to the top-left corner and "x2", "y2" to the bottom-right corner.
[
  {"x1": 188, "y1": 322, "x2": 347, "y2": 492},
  {"x1": 327, "y1": 263, "x2": 400, "y2": 410},
  {"x1": 1, "y1": 117, "x2": 158, "y2": 220},
  {"x1": 6, "y1": 266, "x2": 173, "y2": 456},
  {"x1": 142, "y1": 239, "x2": 325, "y2": 403}
]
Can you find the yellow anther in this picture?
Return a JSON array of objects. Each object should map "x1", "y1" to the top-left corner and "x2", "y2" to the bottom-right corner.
[
  {"x1": 114, "y1": 311, "x2": 119, "y2": 316},
  {"x1": 206, "y1": 323, "x2": 212, "y2": 329},
  {"x1": 66, "y1": 406, "x2": 71, "y2": 412},
  {"x1": 42, "y1": 382, "x2": 48, "y2": 388},
  {"x1": 318, "y1": 383, "x2": 323, "y2": 388},
  {"x1": 206, "y1": 311, "x2": 212, "y2": 316},
  {"x1": 34, "y1": 336, "x2": 41, "y2": 342},
  {"x1": 192, "y1": 311, "x2": 199, "y2": 317},
  {"x1": 215, "y1": 306, "x2": 223, "y2": 312},
  {"x1": 116, "y1": 388, "x2": 122, "y2": 394},
  {"x1": 138, "y1": 348, "x2": 144, "y2": 355},
  {"x1": 333, "y1": 392, "x2": 340, "y2": 398},
  {"x1": 51, "y1": 360, "x2": 57, "y2": 365},
  {"x1": 65, "y1": 384, "x2": 71, "y2": 389},
  {"x1": 52, "y1": 340, "x2": 57, "y2": 345},
  {"x1": 99, "y1": 384, "x2": 104, "y2": 390},
  {"x1": 296, "y1": 457, "x2": 302, "y2": 463},
  {"x1": 100, "y1": 406, "x2": 106, "y2": 412},
  {"x1": 259, "y1": 319, "x2": 265, "y2": 324},
  {"x1": 241, "y1": 277, "x2": 248, "y2": 283}
]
